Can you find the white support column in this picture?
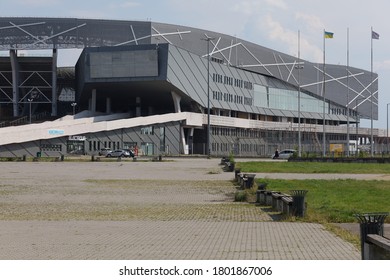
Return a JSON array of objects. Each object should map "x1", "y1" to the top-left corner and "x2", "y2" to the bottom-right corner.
[
  {"x1": 51, "y1": 49, "x2": 58, "y2": 116},
  {"x1": 189, "y1": 127, "x2": 194, "y2": 154},
  {"x1": 91, "y1": 89, "x2": 97, "y2": 113},
  {"x1": 10, "y1": 49, "x2": 19, "y2": 117},
  {"x1": 171, "y1": 91, "x2": 181, "y2": 113},
  {"x1": 181, "y1": 127, "x2": 188, "y2": 155}
]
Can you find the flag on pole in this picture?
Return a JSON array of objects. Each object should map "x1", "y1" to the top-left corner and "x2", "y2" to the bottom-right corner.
[
  {"x1": 324, "y1": 31, "x2": 334, "y2": 38},
  {"x1": 372, "y1": 30, "x2": 380, "y2": 40}
]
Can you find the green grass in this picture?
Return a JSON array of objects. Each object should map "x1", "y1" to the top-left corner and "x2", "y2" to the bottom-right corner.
[
  {"x1": 254, "y1": 179, "x2": 390, "y2": 223},
  {"x1": 237, "y1": 161, "x2": 390, "y2": 174}
]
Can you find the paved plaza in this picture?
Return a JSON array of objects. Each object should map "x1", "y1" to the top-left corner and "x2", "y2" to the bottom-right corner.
[{"x1": 0, "y1": 158, "x2": 369, "y2": 259}]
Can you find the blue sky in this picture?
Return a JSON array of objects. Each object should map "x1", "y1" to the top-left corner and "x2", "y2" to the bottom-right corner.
[{"x1": 1, "y1": 0, "x2": 389, "y2": 128}]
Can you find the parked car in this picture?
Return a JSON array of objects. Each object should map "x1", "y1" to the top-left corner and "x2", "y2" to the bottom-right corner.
[
  {"x1": 98, "y1": 148, "x2": 112, "y2": 156},
  {"x1": 106, "y1": 149, "x2": 131, "y2": 158},
  {"x1": 272, "y1": 149, "x2": 296, "y2": 159}
]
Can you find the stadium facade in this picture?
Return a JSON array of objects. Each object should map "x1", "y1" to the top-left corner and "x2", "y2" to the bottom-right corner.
[{"x1": 0, "y1": 17, "x2": 384, "y2": 158}]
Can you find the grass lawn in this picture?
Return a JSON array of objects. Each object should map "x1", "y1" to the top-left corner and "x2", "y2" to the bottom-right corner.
[
  {"x1": 237, "y1": 161, "x2": 390, "y2": 223},
  {"x1": 237, "y1": 161, "x2": 390, "y2": 174},
  {"x1": 252, "y1": 178, "x2": 390, "y2": 223}
]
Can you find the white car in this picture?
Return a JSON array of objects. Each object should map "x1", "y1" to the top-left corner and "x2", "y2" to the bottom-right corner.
[{"x1": 272, "y1": 149, "x2": 296, "y2": 159}]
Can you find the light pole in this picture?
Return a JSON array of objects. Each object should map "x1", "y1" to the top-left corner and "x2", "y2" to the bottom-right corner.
[
  {"x1": 296, "y1": 31, "x2": 304, "y2": 157},
  {"x1": 28, "y1": 98, "x2": 33, "y2": 124},
  {"x1": 27, "y1": 90, "x2": 39, "y2": 124},
  {"x1": 387, "y1": 103, "x2": 390, "y2": 153},
  {"x1": 201, "y1": 36, "x2": 215, "y2": 158},
  {"x1": 71, "y1": 102, "x2": 77, "y2": 115},
  {"x1": 355, "y1": 97, "x2": 365, "y2": 156}
]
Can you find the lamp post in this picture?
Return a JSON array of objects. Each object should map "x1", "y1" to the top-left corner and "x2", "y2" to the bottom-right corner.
[
  {"x1": 28, "y1": 98, "x2": 33, "y2": 124},
  {"x1": 387, "y1": 103, "x2": 390, "y2": 153},
  {"x1": 71, "y1": 102, "x2": 77, "y2": 115},
  {"x1": 355, "y1": 97, "x2": 365, "y2": 156},
  {"x1": 201, "y1": 36, "x2": 215, "y2": 158},
  {"x1": 27, "y1": 90, "x2": 39, "y2": 124},
  {"x1": 296, "y1": 31, "x2": 304, "y2": 157}
]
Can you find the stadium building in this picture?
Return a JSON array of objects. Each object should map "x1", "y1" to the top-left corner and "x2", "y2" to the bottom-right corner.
[{"x1": 0, "y1": 17, "x2": 384, "y2": 157}]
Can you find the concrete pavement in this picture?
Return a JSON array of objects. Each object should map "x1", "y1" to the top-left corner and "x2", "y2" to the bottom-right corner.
[{"x1": 0, "y1": 157, "x2": 367, "y2": 259}]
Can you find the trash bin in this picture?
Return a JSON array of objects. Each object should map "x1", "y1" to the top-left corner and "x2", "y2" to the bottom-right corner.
[
  {"x1": 244, "y1": 174, "x2": 256, "y2": 188},
  {"x1": 354, "y1": 212, "x2": 388, "y2": 259},
  {"x1": 36, "y1": 151, "x2": 41, "y2": 158},
  {"x1": 291, "y1": 190, "x2": 308, "y2": 217},
  {"x1": 234, "y1": 168, "x2": 241, "y2": 182}
]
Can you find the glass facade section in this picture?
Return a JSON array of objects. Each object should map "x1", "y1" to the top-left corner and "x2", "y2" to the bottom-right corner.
[{"x1": 254, "y1": 84, "x2": 328, "y2": 114}]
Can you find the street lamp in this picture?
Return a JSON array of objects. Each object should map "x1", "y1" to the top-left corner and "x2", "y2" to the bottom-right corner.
[
  {"x1": 201, "y1": 36, "x2": 215, "y2": 158},
  {"x1": 355, "y1": 97, "x2": 365, "y2": 156},
  {"x1": 28, "y1": 98, "x2": 33, "y2": 124},
  {"x1": 71, "y1": 102, "x2": 77, "y2": 115},
  {"x1": 387, "y1": 103, "x2": 390, "y2": 153},
  {"x1": 27, "y1": 90, "x2": 39, "y2": 124}
]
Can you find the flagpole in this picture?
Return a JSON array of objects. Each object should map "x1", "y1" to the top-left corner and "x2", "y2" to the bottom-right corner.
[
  {"x1": 322, "y1": 29, "x2": 326, "y2": 157},
  {"x1": 346, "y1": 27, "x2": 350, "y2": 157},
  {"x1": 370, "y1": 26, "x2": 374, "y2": 157}
]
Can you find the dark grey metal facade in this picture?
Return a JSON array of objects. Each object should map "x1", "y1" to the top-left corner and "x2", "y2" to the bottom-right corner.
[{"x1": 0, "y1": 17, "x2": 378, "y2": 119}]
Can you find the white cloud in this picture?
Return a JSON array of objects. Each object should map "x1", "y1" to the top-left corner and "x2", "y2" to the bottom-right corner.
[
  {"x1": 122, "y1": 1, "x2": 140, "y2": 8},
  {"x1": 262, "y1": 15, "x2": 322, "y2": 63},
  {"x1": 295, "y1": 12, "x2": 325, "y2": 34},
  {"x1": 264, "y1": 0, "x2": 287, "y2": 9},
  {"x1": 376, "y1": 60, "x2": 390, "y2": 71},
  {"x1": 19, "y1": 0, "x2": 60, "y2": 5}
]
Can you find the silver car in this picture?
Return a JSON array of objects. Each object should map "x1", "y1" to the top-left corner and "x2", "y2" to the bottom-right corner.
[
  {"x1": 272, "y1": 149, "x2": 296, "y2": 159},
  {"x1": 106, "y1": 149, "x2": 131, "y2": 158},
  {"x1": 98, "y1": 148, "x2": 112, "y2": 156}
]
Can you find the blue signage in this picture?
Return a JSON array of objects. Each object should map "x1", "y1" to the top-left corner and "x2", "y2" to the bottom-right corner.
[{"x1": 48, "y1": 129, "x2": 65, "y2": 135}]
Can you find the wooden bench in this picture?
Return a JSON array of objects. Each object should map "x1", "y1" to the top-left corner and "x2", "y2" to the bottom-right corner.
[
  {"x1": 281, "y1": 196, "x2": 293, "y2": 215},
  {"x1": 365, "y1": 234, "x2": 390, "y2": 260}
]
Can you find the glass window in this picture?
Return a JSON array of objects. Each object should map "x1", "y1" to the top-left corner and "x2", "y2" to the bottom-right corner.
[{"x1": 254, "y1": 83, "x2": 329, "y2": 114}]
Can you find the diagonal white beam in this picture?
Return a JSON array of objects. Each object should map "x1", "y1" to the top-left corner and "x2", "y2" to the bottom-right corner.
[
  {"x1": 201, "y1": 38, "x2": 239, "y2": 66},
  {"x1": 305, "y1": 65, "x2": 364, "y2": 91},
  {"x1": 9, "y1": 21, "x2": 48, "y2": 46},
  {"x1": 241, "y1": 62, "x2": 303, "y2": 67},
  {"x1": 130, "y1": 25, "x2": 138, "y2": 45},
  {"x1": 348, "y1": 70, "x2": 379, "y2": 104},
  {"x1": 152, "y1": 26, "x2": 173, "y2": 44},
  {"x1": 0, "y1": 21, "x2": 46, "y2": 30},
  {"x1": 238, "y1": 43, "x2": 274, "y2": 76},
  {"x1": 201, "y1": 34, "x2": 234, "y2": 66},
  {"x1": 115, "y1": 30, "x2": 191, "y2": 47},
  {"x1": 273, "y1": 53, "x2": 283, "y2": 80},
  {"x1": 30, "y1": 23, "x2": 87, "y2": 47}
]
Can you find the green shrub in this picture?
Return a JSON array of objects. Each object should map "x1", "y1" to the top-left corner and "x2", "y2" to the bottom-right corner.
[{"x1": 234, "y1": 190, "x2": 247, "y2": 202}]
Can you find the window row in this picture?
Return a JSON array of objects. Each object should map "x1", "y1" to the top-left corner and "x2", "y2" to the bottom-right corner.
[{"x1": 212, "y1": 73, "x2": 253, "y2": 90}]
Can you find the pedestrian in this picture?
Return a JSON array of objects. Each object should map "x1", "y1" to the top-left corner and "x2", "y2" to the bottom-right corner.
[{"x1": 273, "y1": 149, "x2": 279, "y2": 159}]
